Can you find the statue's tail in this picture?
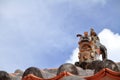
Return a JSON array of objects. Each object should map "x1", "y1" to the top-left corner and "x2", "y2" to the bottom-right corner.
[{"x1": 100, "y1": 44, "x2": 107, "y2": 60}]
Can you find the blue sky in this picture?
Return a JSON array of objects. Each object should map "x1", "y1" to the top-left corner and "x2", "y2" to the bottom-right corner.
[{"x1": 0, "y1": 0, "x2": 120, "y2": 72}]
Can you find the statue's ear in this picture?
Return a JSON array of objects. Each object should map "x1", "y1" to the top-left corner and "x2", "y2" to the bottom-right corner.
[{"x1": 76, "y1": 34, "x2": 82, "y2": 37}]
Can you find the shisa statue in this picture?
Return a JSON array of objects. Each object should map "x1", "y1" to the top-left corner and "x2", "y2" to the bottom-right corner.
[{"x1": 75, "y1": 28, "x2": 108, "y2": 69}]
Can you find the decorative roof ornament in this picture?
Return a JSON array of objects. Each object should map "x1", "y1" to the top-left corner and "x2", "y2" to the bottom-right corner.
[{"x1": 75, "y1": 28, "x2": 107, "y2": 69}]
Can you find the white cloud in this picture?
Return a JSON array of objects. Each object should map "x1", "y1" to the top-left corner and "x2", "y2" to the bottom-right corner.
[
  {"x1": 99, "y1": 29, "x2": 120, "y2": 62},
  {"x1": 66, "y1": 28, "x2": 120, "y2": 63},
  {"x1": 66, "y1": 48, "x2": 79, "y2": 64}
]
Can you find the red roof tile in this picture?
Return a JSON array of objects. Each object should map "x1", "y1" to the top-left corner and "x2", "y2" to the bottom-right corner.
[
  {"x1": 22, "y1": 71, "x2": 72, "y2": 80},
  {"x1": 85, "y1": 68, "x2": 120, "y2": 80}
]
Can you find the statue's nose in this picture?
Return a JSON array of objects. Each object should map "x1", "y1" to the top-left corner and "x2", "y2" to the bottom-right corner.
[{"x1": 83, "y1": 56, "x2": 88, "y2": 60}]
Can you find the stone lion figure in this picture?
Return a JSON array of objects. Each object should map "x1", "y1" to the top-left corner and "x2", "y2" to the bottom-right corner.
[{"x1": 75, "y1": 28, "x2": 107, "y2": 70}]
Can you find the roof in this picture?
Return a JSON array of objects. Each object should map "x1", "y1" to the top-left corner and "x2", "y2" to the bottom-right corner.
[
  {"x1": 85, "y1": 68, "x2": 120, "y2": 80},
  {"x1": 21, "y1": 68, "x2": 120, "y2": 80},
  {"x1": 22, "y1": 72, "x2": 72, "y2": 80}
]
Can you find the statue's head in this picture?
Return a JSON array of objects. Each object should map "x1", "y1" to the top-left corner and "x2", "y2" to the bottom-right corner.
[
  {"x1": 78, "y1": 32, "x2": 99, "y2": 63},
  {"x1": 78, "y1": 39, "x2": 97, "y2": 62}
]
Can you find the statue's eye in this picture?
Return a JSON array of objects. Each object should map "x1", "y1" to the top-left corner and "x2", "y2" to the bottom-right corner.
[{"x1": 91, "y1": 53, "x2": 95, "y2": 57}]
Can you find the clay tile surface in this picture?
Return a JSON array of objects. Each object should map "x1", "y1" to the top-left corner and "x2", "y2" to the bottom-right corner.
[
  {"x1": 85, "y1": 68, "x2": 120, "y2": 80},
  {"x1": 22, "y1": 71, "x2": 72, "y2": 80}
]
